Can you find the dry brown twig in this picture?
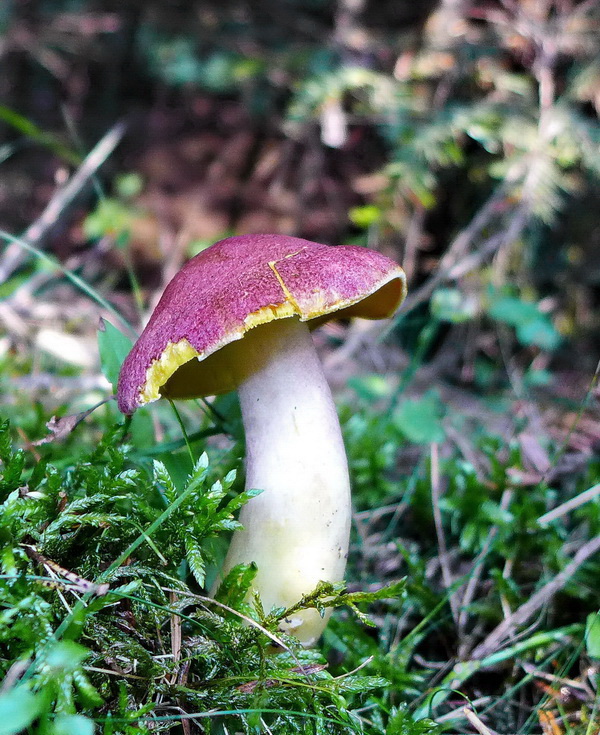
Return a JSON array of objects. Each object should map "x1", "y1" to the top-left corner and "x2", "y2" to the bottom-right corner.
[
  {"x1": 398, "y1": 182, "x2": 528, "y2": 316},
  {"x1": 457, "y1": 488, "x2": 514, "y2": 658},
  {"x1": 463, "y1": 707, "x2": 499, "y2": 735},
  {"x1": 326, "y1": 184, "x2": 531, "y2": 373},
  {"x1": 0, "y1": 119, "x2": 126, "y2": 283},
  {"x1": 538, "y1": 483, "x2": 600, "y2": 526},
  {"x1": 471, "y1": 534, "x2": 600, "y2": 660},
  {"x1": 430, "y1": 442, "x2": 460, "y2": 624}
]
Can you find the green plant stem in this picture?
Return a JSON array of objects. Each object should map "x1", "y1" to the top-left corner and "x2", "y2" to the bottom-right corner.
[
  {"x1": 122, "y1": 244, "x2": 145, "y2": 316},
  {"x1": 98, "y1": 708, "x2": 352, "y2": 729},
  {"x1": 169, "y1": 400, "x2": 196, "y2": 468},
  {"x1": 136, "y1": 427, "x2": 221, "y2": 457},
  {"x1": 389, "y1": 318, "x2": 442, "y2": 411},
  {"x1": 0, "y1": 106, "x2": 81, "y2": 165}
]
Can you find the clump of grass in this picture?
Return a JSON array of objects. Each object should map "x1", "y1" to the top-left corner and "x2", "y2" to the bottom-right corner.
[
  {"x1": 2, "y1": 314, "x2": 600, "y2": 734},
  {"x1": 335, "y1": 373, "x2": 600, "y2": 733},
  {"x1": 0, "y1": 418, "x2": 422, "y2": 735},
  {"x1": 1, "y1": 264, "x2": 598, "y2": 733}
]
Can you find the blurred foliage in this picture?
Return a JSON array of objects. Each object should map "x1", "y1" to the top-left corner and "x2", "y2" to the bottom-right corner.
[
  {"x1": 1, "y1": 0, "x2": 600, "y2": 732},
  {"x1": 1, "y1": 0, "x2": 598, "y2": 366},
  {"x1": 1, "y1": 350, "x2": 599, "y2": 731},
  {"x1": 0, "y1": 418, "x2": 415, "y2": 734}
]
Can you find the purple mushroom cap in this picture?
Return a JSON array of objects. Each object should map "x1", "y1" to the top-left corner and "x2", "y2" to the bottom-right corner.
[{"x1": 117, "y1": 234, "x2": 406, "y2": 414}]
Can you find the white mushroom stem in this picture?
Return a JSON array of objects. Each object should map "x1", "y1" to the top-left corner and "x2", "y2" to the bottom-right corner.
[{"x1": 221, "y1": 316, "x2": 351, "y2": 646}]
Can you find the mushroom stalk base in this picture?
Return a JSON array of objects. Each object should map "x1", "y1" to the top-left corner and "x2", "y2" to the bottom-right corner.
[{"x1": 221, "y1": 317, "x2": 351, "y2": 646}]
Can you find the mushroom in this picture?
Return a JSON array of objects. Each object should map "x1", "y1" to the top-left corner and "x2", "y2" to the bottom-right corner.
[{"x1": 117, "y1": 234, "x2": 406, "y2": 645}]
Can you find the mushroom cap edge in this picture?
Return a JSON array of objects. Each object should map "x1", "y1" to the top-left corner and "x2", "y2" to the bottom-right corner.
[{"x1": 117, "y1": 234, "x2": 407, "y2": 414}]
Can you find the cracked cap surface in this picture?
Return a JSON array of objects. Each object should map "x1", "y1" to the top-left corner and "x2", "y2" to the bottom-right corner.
[{"x1": 117, "y1": 234, "x2": 407, "y2": 414}]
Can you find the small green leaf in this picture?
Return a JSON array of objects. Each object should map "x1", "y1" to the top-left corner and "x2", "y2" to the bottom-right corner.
[
  {"x1": 524, "y1": 368, "x2": 552, "y2": 387},
  {"x1": 115, "y1": 172, "x2": 144, "y2": 199},
  {"x1": 45, "y1": 641, "x2": 89, "y2": 672},
  {"x1": 215, "y1": 563, "x2": 257, "y2": 611},
  {"x1": 387, "y1": 704, "x2": 441, "y2": 735},
  {"x1": 348, "y1": 205, "x2": 381, "y2": 228},
  {"x1": 586, "y1": 612, "x2": 600, "y2": 659},
  {"x1": 486, "y1": 294, "x2": 561, "y2": 350},
  {"x1": 83, "y1": 199, "x2": 134, "y2": 241},
  {"x1": 73, "y1": 670, "x2": 104, "y2": 708},
  {"x1": 185, "y1": 535, "x2": 206, "y2": 587},
  {"x1": 345, "y1": 580, "x2": 407, "y2": 604},
  {"x1": 0, "y1": 688, "x2": 43, "y2": 735},
  {"x1": 97, "y1": 319, "x2": 133, "y2": 390},
  {"x1": 431, "y1": 288, "x2": 478, "y2": 324},
  {"x1": 348, "y1": 374, "x2": 393, "y2": 401},
  {"x1": 222, "y1": 486, "x2": 263, "y2": 515},
  {"x1": 52, "y1": 714, "x2": 95, "y2": 735},
  {"x1": 336, "y1": 676, "x2": 388, "y2": 693},
  {"x1": 488, "y1": 295, "x2": 540, "y2": 326},
  {"x1": 394, "y1": 391, "x2": 446, "y2": 444},
  {"x1": 516, "y1": 318, "x2": 561, "y2": 350},
  {"x1": 481, "y1": 499, "x2": 514, "y2": 526},
  {"x1": 153, "y1": 460, "x2": 178, "y2": 504}
]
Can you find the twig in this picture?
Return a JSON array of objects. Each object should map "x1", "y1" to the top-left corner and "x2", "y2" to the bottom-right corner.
[
  {"x1": 538, "y1": 483, "x2": 600, "y2": 526},
  {"x1": 446, "y1": 206, "x2": 528, "y2": 282},
  {"x1": 463, "y1": 707, "x2": 499, "y2": 735},
  {"x1": 430, "y1": 442, "x2": 459, "y2": 624},
  {"x1": 327, "y1": 184, "x2": 530, "y2": 368},
  {"x1": 334, "y1": 655, "x2": 373, "y2": 680},
  {"x1": 9, "y1": 233, "x2": 112, "y2": 306},
  {"x1": 397, "y1": 183, "x2": 529, "y2": 318},
  {"x1": 457, "y1": 489, "x2": 513, "y2": 657},
  {"x1": 0, "y1": 301, "x2": 29, "y2": 338},
  {"x1": 521, "y1": 661, "x2": 596, "y2": 699},
  {"x1": 84, "y1": 665, "x2": 148, "y2": 682},
  {"x1": 401, "y1": 202, "x2": 426, "y2": 284},
  {"x1": 435, "y1": 697, "x2": 493, "y2": 724},
  {"x1": 397, "y1": 182, "x2": 513, "y2": 315},
  {"x1": 471, "y1": 535, "x2": 600, "y2": 660},
  {"x1": 169, "y1": 590, "x2": 182, "y2": 685},
  {"x1": 500, "y1": 557, "x2": 514, "y2": 621},
  {"x1": 33, "y1": 398, "x2": 114, "y2": 446},
  {"x1": 0, "y1": 120, "x2": 126, "y2": 282},
  {"x1": 0, "y1": 660, "x2": 31, "y2": 693},
  {"x1": 21, "y1": 544, "x2": 109, "y2": 596},
  {"x1": 169, "y1": 589, "x2": 189, "y2": 735},
  {"x1": 354, "y1": 501, "x2": 408, "y2": 522},
  {"x1": 0, "y1": 229, "x2": 136, "y2": 337},
  {"x1": 161, "y1": 588, "x2": 292, "y2": 655}
]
